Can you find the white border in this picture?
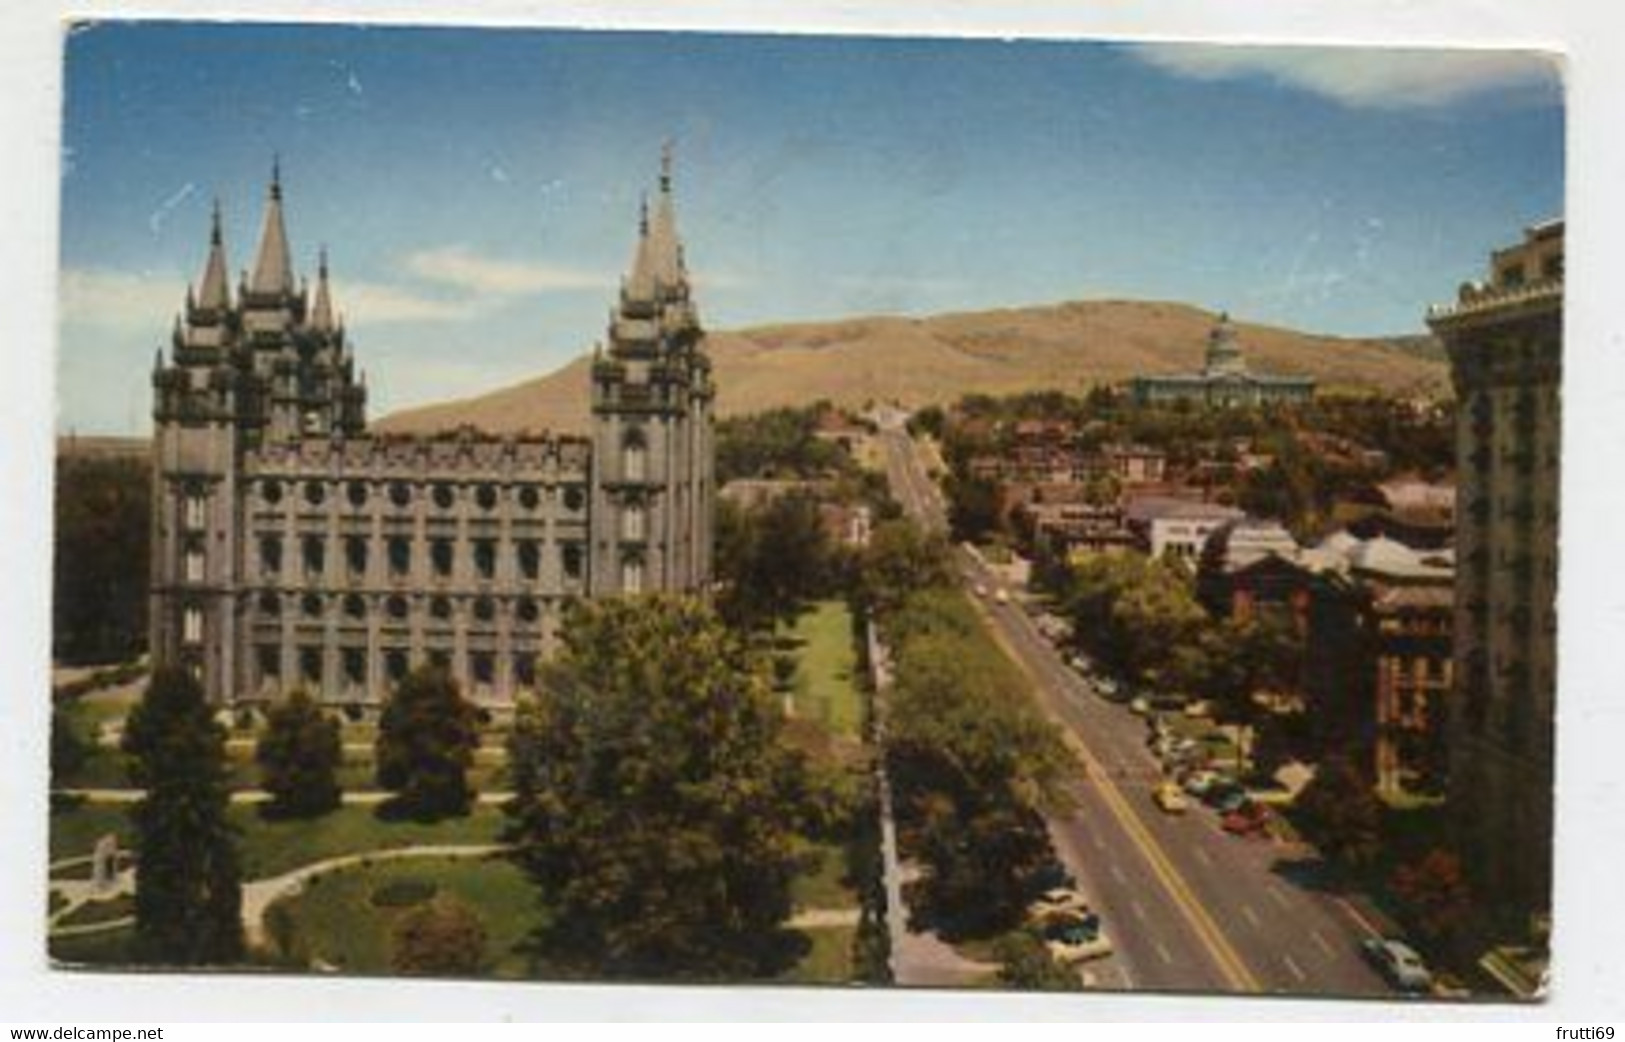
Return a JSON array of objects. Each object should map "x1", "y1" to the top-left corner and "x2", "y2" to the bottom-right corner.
[{"x1": 4, "y1": 0, "x2": 1622, "y2": 1022}]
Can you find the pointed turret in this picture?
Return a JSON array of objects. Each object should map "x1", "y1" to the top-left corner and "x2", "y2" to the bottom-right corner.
[
  {"x1": 248, "y1": 159, "x2": 294, "y2": 297},
  {"x1": 196, "y1": 199, "x2": 231, "y2": 312},
  {"x1": 646, "y1": 141, "x2": 686, "y2": 291},
  {"x1": 624, "y1": 195, "x2": 658, "y2": 303},
  {"x1": 310, "y1": 246, "x2": 336, "y2": 333}
]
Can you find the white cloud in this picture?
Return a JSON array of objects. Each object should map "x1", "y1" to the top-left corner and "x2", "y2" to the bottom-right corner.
[
  {"x1": 340, "y1": 281, "x2": 480, "y2": 324},
  {"x1": 59, "y1": 268, "x2": 183, "y2": 328},
  {"x1": 404, "y1": 245, "x2": 609, "y2": 296},
  {"x1": 1125, "y1": 44, "x2": 1561, "y2": 109}
]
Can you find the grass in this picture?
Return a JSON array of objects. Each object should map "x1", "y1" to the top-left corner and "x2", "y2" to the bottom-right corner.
[
  {"x1": 57, "y1": 895, "x2": 135, "y2": 929},
  {"x1": 785, "y1": 600, "x2": 863, "y2": 741},
  {"x1": 49, "y1": 800, "x2": 507, "y2": 880},
  {"x1": 790, "y1": 840, "x2": 858, "y2": 912},
  {"x1": 230, "y1": 803, "x2": 507, "y2": 879},
  {"x1": 49, "y1": 926, "x2": 135, "y2": 966},
  {"x1": 266, "y1": 853, "x2": 539, "y2": 977},
  {"x1": 778, "y1": 925, "x2": 857, "y2": 985}
]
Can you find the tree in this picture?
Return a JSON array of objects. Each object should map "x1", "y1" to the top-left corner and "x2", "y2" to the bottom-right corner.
[
  {"x1": 945, "y1": 472, "x2": 1001, "y2": 542},
  {"x1": 53, "y1": 454, "x2": 150, "y2": 664},
  {"x1": 994, "y1": 931, "x2": 1083, "y2": 991},
  {"x1": 714, "y1": 492, "x2": 834, "y2": 632},
  {"x1": 390, "y1": 894, "x2": 488, "y2": 976},
  {"x1": 375, "y1": 665, "x2": 480, "y2": 820},
  {"x1": 256, "y1": 689, "x2": 343, "y2": 819},
  {"x1": 50, "y1": 704, "x2": 89, "y2": 788},
  {"x1": 121, "y1": 666, "x2": 243, "y2": 964},
  {"x1": 505, "y1": 596, "x2": 808, "y2": 979},
  {"x1": 857, "y1": 519, "x2": 955, "y2": 617},
  {"x1": 1294, "y1": 755, "x2": 1383, "y2": 869},
  {"x1": 1390, "y1": 848, "x2": 1473, "y2": 947}
]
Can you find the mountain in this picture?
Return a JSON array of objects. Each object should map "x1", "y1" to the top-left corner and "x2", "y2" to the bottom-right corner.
[{"x1": 376, "y1": 300, "x2": 1448, "y2": 436}]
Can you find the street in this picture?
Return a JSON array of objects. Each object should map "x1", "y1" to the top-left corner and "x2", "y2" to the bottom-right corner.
[{"x1": 874, "y1": 417, "x2": 1397, "y2": 998}]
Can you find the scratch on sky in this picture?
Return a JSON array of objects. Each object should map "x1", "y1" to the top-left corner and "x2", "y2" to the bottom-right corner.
[{"x1": 148, "y1": 182, "x2": 195, "y2": 235}]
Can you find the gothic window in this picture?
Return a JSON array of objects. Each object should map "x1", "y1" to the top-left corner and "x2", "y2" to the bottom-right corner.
[
  {"x1": 623, "y1": 429, "x2": 648, "y2": 482},
  {"x1": 347, "y1": 481, "x2": 369, "y2": 509},
  {"x1": 304, "y1": 481, "x2": 327, "y2": 507},
  {"x1": 303, "y1": 536, "x2": 325, "y2": 578},
  {"x1": 386, "y1": 595, "x2": 408, "y2": 621},
  {"x1": 563, "y1": 487, "x2": 585, "y2": 512},
  {"x1": 473, "y1": 596, "x2": 495, "y2": 623},
  {"x1": 622, "y1": 503, "x2": 647, "y2": 542},
  {"x1": 343, "y1": 594, "x2": 366, "y2": 620},
  {"x1": 389, "y1": 481, "x2": 412, "y2": 508},
  {"x1": 261, "y1": 480, "x2": 283, "y2": 506},
  {"x1": 430, "y1": 596, "x2": 452, "y2": 621},
  {"x1": 516, "y1": 597, "x2": 539, "y2": 624},
  {"x1": 428, "y1": 649, "x2": 451, "y2": 672},
  {"x1": 184, "y1": 546, "x2": 205, "y2": 583},
  {"x1": 518, "y1": 486, "x2": 540, "y2": 511},
  {"x1": 621, "y1": 556, "x2": 645, "y2": 595},
  {"x1": 258, "y1": 591, "x2": 280, "y2": 617},
  {"x1": 518, "y1": 541, "x2": 540, "y2": 580},
  {"x1": 260, "y1": 536, "x2": 282, "y2": 577},
  {"x1": 388, "y1": 537, "x2": 411, "y2": 577},
  {"x1": 433, "y1": 484, "x2": 455, "y2": 510},
  {"x1": 471, "y1": 653, "x2": 494, "y2": 686},
  {"x1": 302, "y1": 593, "x2": 323, "y2": 618},
  {"x1": 562, "y1": 544, "x2": 584, "y2": 580},
  {"x1": 431, "y1": 539, "x2": 454, "y2": 578},
  {"x1": 476, "y1": 485, "x2": 498, "y2": 511},
  {"x1": 385, "y1": 650, "x2": 409, "y2": 683},
  {"x1": 182, "y1": 606, "x2": 203, "y2": 645},
  {"x1": 258, "y1": 645, "x2": 280, "y2": 679},
  {"x1": 473, "y1": 540, "x2": 496, "y2": 580},
  {"x1": 346, "y1": 537, "x2": 368, "y2": 578},
  {"x1": 300, "y1": 647, "x2": 322, "y2": 685},
  {"x1": 342, "y1": 647, "x2": 366, "y2": 686},
  {"x1": 183, "y1": 494, "x2": 207, "y2": 530}
]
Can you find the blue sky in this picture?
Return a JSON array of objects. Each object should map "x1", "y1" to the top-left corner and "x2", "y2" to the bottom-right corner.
[{"x1": 58, "y1": 22, "x2": 1564, "y2": 434}]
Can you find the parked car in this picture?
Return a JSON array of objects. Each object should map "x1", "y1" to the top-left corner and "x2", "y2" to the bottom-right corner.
[
  {"x1": 1068, "y1": 654, "x2": 1092, "y2": 674},
  {"x1": 1028, "y1": 887, "x2": 1091, "y2": 921},
  {"x1": 1221, "y1": 801, "x2": 1271, "y2": 837},
  {"x1": 1361, "y1": 938, "x2": 1434, "y2": 994},
  {"x1": 1180, "y1": 769, "x2": 1222, "y2": 797},
  {"x1": 1041, "y1": 912, "x2": 1113, "y2": 964},
  {"x1": 1129, "y1": 696, "x2": 1151, "y2": 716},
  {"x1": 1203, "y1": 778, "x2": 1246, "y2": 808},
  {"x1": 994, "y1": 588, "x2": 1011, "y2": 605},
  {"x1": 1152, "y1": 781, "x2": 1189, "y2": 814}
]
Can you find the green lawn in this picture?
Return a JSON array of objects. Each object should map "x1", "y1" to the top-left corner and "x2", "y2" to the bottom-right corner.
[
  {"x1": 778, "y1": 925, "x2": 857, "y2": 985},
  {"x1": 48, "y1": 800, "x2": 507, "y2": 880},
  {"x1": 48, "y1": 926, "x2": 135, "y2": 966},
  {"x1": 232, "y1": 803, "x2": 507, "y2": 878},
  {"x1": 266, "y1": 853, "x2": 540, "y2": 977},
  {"x1": 57, "y1": 895, "x2": 135, "y2": 929},
  {"x1": 790, "y1": 840, "x2": 858, "y2": 913},
  {"x1": 786, "y1": 600, "x2": 863, "y2": 741}
]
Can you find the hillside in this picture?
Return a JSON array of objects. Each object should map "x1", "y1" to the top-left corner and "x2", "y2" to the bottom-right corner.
[{"x1": 376, "y1": 299, "x2": 1447, "y2": 436}]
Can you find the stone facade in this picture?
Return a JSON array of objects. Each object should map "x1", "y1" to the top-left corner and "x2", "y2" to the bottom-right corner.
[
  {"x1": 1429, "y1": 220, "x2": 1562, "y2": 926},
  {"x1": 149, "y1": 156, "x2": 714, "y2": 713}
]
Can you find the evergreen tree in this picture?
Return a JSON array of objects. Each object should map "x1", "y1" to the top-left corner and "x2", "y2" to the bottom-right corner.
[
  {"x1": 375, "y1": 665, "x2": 480, "y2": 820},
  {"x1": 256, "y1": 689, "x2": 343, "y2": 819},
  {"x1": 506, "y1": 596, "x2": 807, "y2": 979},
  {"x1": 121, "y1": 666, "x2": 243, "y2": 964},
  {"x1": 391, "y1": 894, "x2": 489, "y2": 976}
]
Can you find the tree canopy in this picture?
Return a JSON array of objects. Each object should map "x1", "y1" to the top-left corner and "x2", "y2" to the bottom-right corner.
[
  {"x1": 375, "y1": 665, "x2": 480, "y2": 820},
  {"x1": 121, "y1": 666, "x2": 243, "y2": 964},
  {"x1": 256, "y1": 689, "x2": 343, "y2": 819},
  {"x1": 54, "y1": 454, "x2": 149, "y2": 664},
  {"x1": 505, "y1": 596, "x2": 809, "y2": 979}
]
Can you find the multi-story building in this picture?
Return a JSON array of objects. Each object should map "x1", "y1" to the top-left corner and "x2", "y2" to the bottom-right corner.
[
  {"x1": 1428, "y1": 219, "x2": 1562, "y2": 932},
  {"x1": 149, "y1": 154, "x2": 714, "y2": 714},
  {"x1": 1129, "y1": 313, "x2": 1316, "y2": 408}
]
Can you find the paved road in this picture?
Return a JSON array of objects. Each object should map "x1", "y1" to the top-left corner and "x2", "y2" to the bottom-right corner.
[{"x1": 876, "y1": 422, "x2": 1396, "y2": 999}]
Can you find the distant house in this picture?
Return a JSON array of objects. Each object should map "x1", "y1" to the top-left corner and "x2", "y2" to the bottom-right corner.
[{"x1": 1124, "y1": 496, "x2": 1246, "y2": 565}]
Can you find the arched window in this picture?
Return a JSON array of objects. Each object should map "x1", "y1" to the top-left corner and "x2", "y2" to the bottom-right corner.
[
  {"x1": 302, "y1": 593, "x2": 323, "y2": 618},
  {"x1": 473, "y1": 596, "x2": 495, "y2": 623},
  {"x1": 342, "y1": 647, "x2": 366, "y2": 685},
  {"x1": 304, "y1": 481, "x2": 327, "y2": 507},
  {"x1": 303, "y1": 536, "x2": 325, "y2": 578},
  {"x1": 184, "y1": 546, "x2": 205, "y2": 583},
  {"x1": 260, "y1": 536, "x2": 282, "y2": 577},
  {"x1": 476, "y1": 485, "x2": 498, "y2": 511},
  {"x1": 343, "y1": 594, "x2": 366, "y2": 620},
  {"x1": 258, "y1": 591, "x2": 280, "y2": 617},
  {"x1": 261, "y1": 480, "x2": 283, "y2": 506},
  {"x1": 386, "y1": 595, "x2": 409, "y2": 621},
  {"x1": 516, "y1": 597, "x2": 539, "y2": 624},
  {"x1": 621, "y1": 556, "x2": 644, "y2": 595},
  {"x1": 346, "y1": 537, "x2": 368, "y2": 578},
  {"x1": 182, "y1": 606, "x2": 203, "y2": 645},
  {"x1": 183, "y1": 494, "x2": 207, "y2": 530},
  {"x1": 388, "y1": 537, "x2": 411, "y2": 577},
  {"x1": 473, "y1": 540, "x2": 496, "y2": 580},
  {"x1": 258, "y1": 645, "x2": 280, "y2": 679},
  {"x1": 514, "y1": 654, "x2": 536, "y2": 689},
  {"x1": 563, "y1": 487, "x2": 585, "y2": 513},
  {"x1": 518, "y1": 541, "x2": 540, "y2": 580},
  {"x1": 471, "y1": 653, "x2": 494, "y2": 686},
  {"x1": 347, "y1": 481, "x2": 369, "y2": 509},
  {"x1": 389, "y1": 481, "x2": 412, "y2": 508},
  {"x1": 431, "y1": 539, "x2": 454, "y2": 578},
  {"x1": 433, "y1": 484, "x2": 455, "y2": 510},
  {"x1": 562, "y1": 544, "x2": 584, "y2": 580},
  {"x1": 385, "y1": 650, "x2": 409, "y2": 683},
  {"x1": 621, "y1": 503, "x2": 646, "y2": 542},
  {"x1": 517, "y1": 486, "x2": 540, "y2": 511},
  {"x1": 300, "y1": 647, "x2": 322, "y2": 684},
  {"x1": 430, "y1": 596, "x2": 452, "y2": 621},
  {"x1": 623, "y1": 429, "x2": 648, "y2": 482}
]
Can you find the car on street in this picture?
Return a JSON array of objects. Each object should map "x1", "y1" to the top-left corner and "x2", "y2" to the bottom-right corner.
[
  {"x1": 1221, "y1": 801, "x2": 1272, "y2": 837},
  {"x1": 1068, "y1": 654, "x2": 1091, "y2": 674},
  {"x1": 1360, "y1": 938, "x2": 1434, "y2": 994},
  {"x1": 1129, "y1": 696, "x2": 1151, "y2": 716},
  {"x1": 1152, "y1": 781, "x2": 1189, "y2": 814},
  {"x1": 1041, "y1": 912, "x2": 1113, "y2": 964},
  {"x1": 1183, "y1": 699, "x2": 1213, "y2": 719},
  {"x1": 994, "y1": 588, "x2": 1010, "y2": 605},
  {"x1": 1180, "y1": 769, "x2": 1222, "y2": 796},
  {"x1": 1028, "y1": 887, "x2": 1092, "y2": 920}
]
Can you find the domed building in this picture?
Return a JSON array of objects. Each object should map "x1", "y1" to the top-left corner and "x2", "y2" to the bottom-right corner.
[{"x1": 1129, "y1": 313, "x2": 1316, "y2": 408}]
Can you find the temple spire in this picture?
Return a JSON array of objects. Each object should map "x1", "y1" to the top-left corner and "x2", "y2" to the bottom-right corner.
[
  {"x1": 248, "y1": 158, "x2": 294, "y2": 296},
  {"x1": 625, "y1": 193, "x2": 657, "y2": 301},
  {"x1": 310, "y1": 245, "x2": 336, "y2": 333},
  {"x1": 647, "y1": 142, "x2": 684, "y2": 289},
  {"x1": 195, "y1": 198, "x2": 231, "y2": 312}
]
